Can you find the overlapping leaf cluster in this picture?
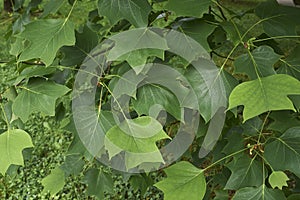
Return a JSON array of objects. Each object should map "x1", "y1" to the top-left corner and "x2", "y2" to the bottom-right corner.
[{"x1": 1, "y1": 0, "x2": 300, "y2": 199}]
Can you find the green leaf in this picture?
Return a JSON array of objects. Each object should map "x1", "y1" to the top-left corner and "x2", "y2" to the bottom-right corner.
[
  {"x1": 104, "y1": 116, "x2": 171, "y2": 170},
  {"x1": 41, "y1": 167, "x2": 65, "y2": 196},
  {"x1": 12, "y1": 79, "x2": 70, "y2": 122},
  {"x1": 225, "y1": 155, "x2": 266, "y2": 190},
  {"x1": 265, "y1": 127, "x2": 300, "y2": 178},
  {"x1": 288, "y1": 194, "x2": 300, "y2": 200},
  {"x1": 60, "y1": 154, "x2": 85, "y2": 176},
  {"x1": 228, "y1": 74, "x2": 300, "y2": 122},
  {"x1": 180, "y1": 18, "x2": 216, "y2": 51},
  {"x1": 255, "y1": 1, "x2": 300, "y2": 37},
  {"x1": 165, "y1": 0, "x2": 211, "y2": 18},
  {"x1": 269, "y1": 171, "x2": 289, "y2": 190},
  {"x1": 132, "y1": 84, "x2": 181, "y2": 120},
  {"x1": 40, "y1": 0, "x2": 65, "y2": 18},
  {"x1": 277, "y1": 45, "x2": 300, "y2": 80},
  {"x1": 97, "y1": 0, "x2": 151, "y2": 27},
  {"x1": 268, "y1": 111, "x2": 300, "y2": 132},
  {"x1": 117, "y1": 49, "x2": 165, "y2": 71},
  {"x1": 60, "y1": 25, "x2": 98, "y2": 66},
  {"x1": 129, "y1": 174, "x2": 153, "y2": 195},
  {"x1": 232, "y1": 185, "x2": 286, "y2": 200},
  {"x1": 234, "y1": 46, "x2": 280, "y2": 80},
  {"x1": 83, "y1": 168, "x2": 113, "y2": 200},
  {"x1": 13, "y1": 65, "x2": 57, "y2": 84},
  {"x1": 17, "y1": 19, "x2": 75, "y2": 66},
  {"x1": 154, "y1": 161, "x2": 206, "y2": 200},
  {"x1": 0, "y1": 129, "x2": 33, "y2": 175}
]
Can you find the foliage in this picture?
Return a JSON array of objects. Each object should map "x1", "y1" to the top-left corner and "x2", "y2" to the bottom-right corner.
[{"x1": 1, "y1": 0, "x2": 300, "y2": 199}]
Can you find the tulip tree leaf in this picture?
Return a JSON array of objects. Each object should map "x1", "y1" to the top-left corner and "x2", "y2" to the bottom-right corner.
[
  {"x1": 12, "y1": 79, "x2": 70, "y2": 122},
  {"x1": 255, "y1": 1, "x2": 300, "y2": 37},
  {"x1": 0, "y1": 129, "x2": 33, "y2": 175},
  {"x1": 233, "y1": 184, "x2": 286, "y2": 200},
  {"x1": 41, "y1": 167, "x2": 65, "y2": 196},
  {"x1": 277, "y1": 45, "x2": 300, "y2": 80},
  {"x1": 268, "y1": 171, "x2": 289, "y2": 190},
  {"x1": 154, "y1": 161, "x2": 206, "y2": 200},
  {"x1": 228, "y1": 74, "x2": 300, "y2": 122},
  {"x1": 104, "y1": 116, "x2": 171, "y2": 170},
  {"x1": 97, "y1": 0, "x2": 151, "y2": 27},
  {"x1": 234, "y1": 46, "x2": 280, "y2": 80},
  {"x1": 17, "y1": 19, "x2": 75, "y2": 66},
  {"x1": 225, "y1": 155, "x2": 266, "y2": 190},
  {"x1": 165, "y1": 0, "x2": 212, "y2": 18},
  {"x1": 265, "y1": 127, "x2": 300, "y2": 178},
  {"x1": 83, "y1": 168, "x2": 113, "y2": 200}
]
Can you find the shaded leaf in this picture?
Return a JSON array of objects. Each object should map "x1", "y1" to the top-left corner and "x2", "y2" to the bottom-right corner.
[
  {"x1": 265, "y1": 127, "x2": 300, "y2": 177},
  {"x1": 0, "y1": 129, "x2": 33, "y2": 175},
  {"x1": 228, "y1": 74, "x2": 300, "y2": 122},
  {"x1": 225, "y1": 155, "x2": 266, "y2": 190},
  {"x1": 268, "y1": 111, "x2": 300, "y2": 132},
  {"x1": 232, "y1": 185, "x2": 286, "y2": 200},
  {"x1": 154, "y1": 161, "x2": 206, "y2": 200},
  {"x1": 60, "y1": 154, "x2": 85, "y2": 176},
  {"x1": 60, "y1": 25, "x2": 98, "y2": 66},
  {"x1": 234, "y1": 46, "x2": 280, "y2": 80},
  {"x1": 83, "y1": 168, "x2": 113, "y2": 200}
]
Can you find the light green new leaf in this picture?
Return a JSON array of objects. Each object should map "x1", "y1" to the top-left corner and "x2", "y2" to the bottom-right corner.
[
  {"x1": 265, "y1": 127, "x2": 300, "y2": 178},
  {"x1": 18, "y1": 19, "x2": 75, "y2": 66},
  {"x1": 41, "y1": 167, "x2": 65, "y2": 196},
  {"x1": 269, "y1": 171, "x2": 289, "y2": 190},
  {"x1": 225, "y1": 155, "x2": 266, "y2": 190},
  {"x1": 228, "y1": 74, "x2": 300, "y2": 122},
  {"x1": 83, "y1": 168, "x2": 113, "y2": 200},
  {"x1": 97, "y1": 0, "x2": 151, "y2": 27},
  {"x1": 233, "y1": 185, "x2": 286, "y2": 200},
  {"x1": 234, "y1": 46, "x2": 280, "y2": 80},
  {"x1": 104, "y1": 116, "x2": 171, "y2": 170},
  {"x1": 154, "y1": 161, "x2": 206, "y2": 200},
  {"x1": 165, "y1": 0, "x2": 212, "y2": 18},
  {"x1": 0, "y1": 129, "x2": 33, "y2": 175},
  {"x1": 12, "y1": 79, "x2": 70, "y2": 122}
]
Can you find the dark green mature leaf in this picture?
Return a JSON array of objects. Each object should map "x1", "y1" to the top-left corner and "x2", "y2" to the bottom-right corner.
[
  {"x1": 97, "y1": 0, "x2": 151, "y2": 27},
  {"x1": 228, "y1": 74, "x2": 300, "y2": 122},
  {"x1": 0, "y1": 129, "x2": 33, "y2": 175},
  {"x1": 225, "y1": 155, "x2": 266, "y2": 190},
  {"x1": 234, "y1": 46, "x2": 281, "y2": 80},
  {"x1": 255, "y1": 0, "x2": 300, "y2": 37},
  {"x1": 40, "y1": 0, "x2": 64, "y2": 18},
  {"x1": 18, "y1": 19, "x2": 75, "y2": 66},
  {"x1": 60, "y1": 154, "x2": 85, "y2": 176},
  {"x1": 83, "y1": 168, "x2": 113, "y2": 200},
  {"x1": 180, "y1": 18, "x2": 216, "y2": 51},
  {"x1": 277, "y1": 45, "x2": 300, "y2": 80},
  {"x1": 241, "y1": 117, "x2": 262, "y2": 136},
  {"x1": 265, "y1": 127, "x2": 300, "y2": 178},
  {"x1": 268, "y1": 111, "x2": 300, "y2": 132},
  {"x1": 12, "y1": 79, "x2": 70, "y2": 122},
  {"x1": 132, "y1": 84, "x2": 181, "y2": 120},
  {"x1": 60, "y1": 25, "x2": 98, "y2": 66},
  {"x1": 232, "y1": 185, "x2": 286, "y2": 200},
  {"x1": 129, "y1": 174, "x2": 153, "y2": 195},
  {"x1": 154, "y1": 161, "x2": 206, "y2": 200},
  {"x1": 104, "y1": 116, "x2": 171, "y2": 170},
  {"x1": 165, "y1": 0, "x2": 211, "y2": 18},
  {"x1": 41, "y1": 167, "x2": 65, "y2": 196}
]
